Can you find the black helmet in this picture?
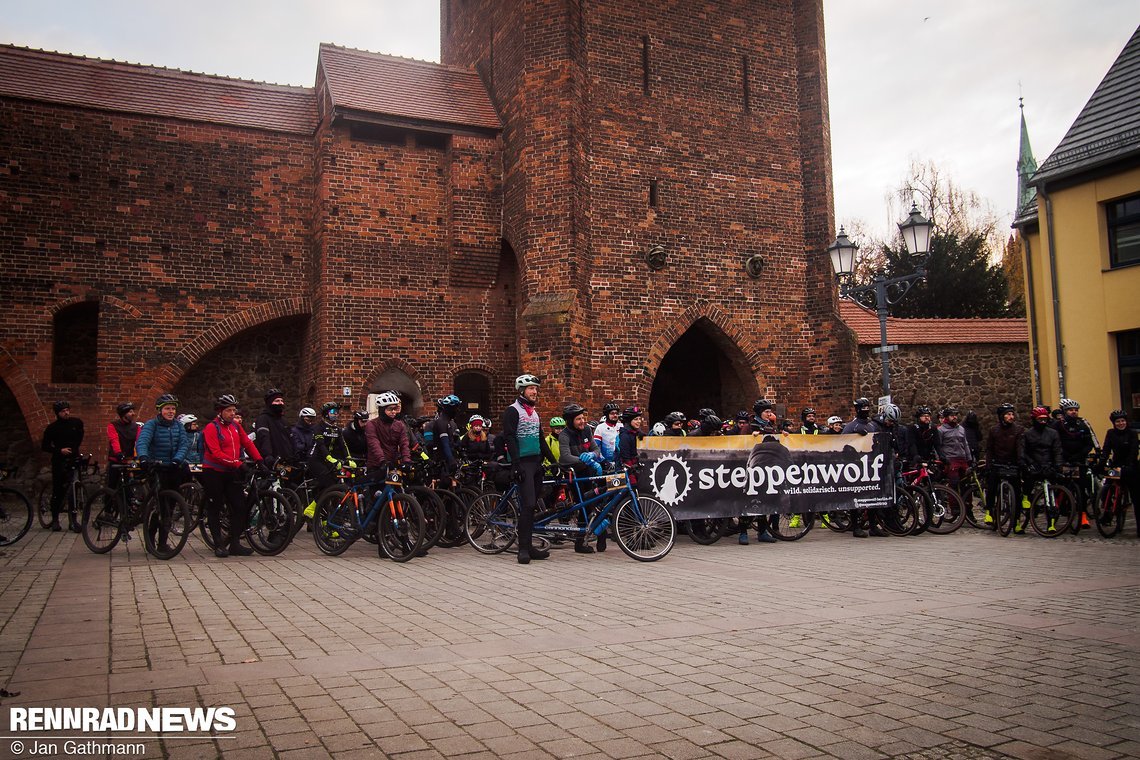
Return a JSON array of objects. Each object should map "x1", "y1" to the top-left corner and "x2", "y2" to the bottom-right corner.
[
  {"x1": 53, "y1": 400, "x2": 70, "y2": 414},
  {"x1": 665, "y1": 411, "x2": 687, "y2": 425},
  {"x1": 735, "y1": 410, "x2": 750, "y2": 422},
  {"x1": 700, "y1": 415, "x2": 722, "y2": 434},
  {"x1": 116, "y1": 402, "x2": 135, "y2": 417},
  {"x1": 995, "y1": 402, "x2": 1015, "y2": 416},
  {"x1": 215, "y1": 394, "x2": 239, "y2": 410},
  {"x1": 264, "y1": 388, "x2": 284, "y2": 403},
  {"x1": 1110, "y1": 409, "x2": 1128, "y2": 422},
  {"x1": 853, "y1": 397, "x2": 872, "y2": 411},
  {"x1": 320, "y1": 402, "x2": 340, "y2": 417},
  {"x1": 698, "y1": 407, "x2": 717, "y2": 420},
  {"x1": 753, "y1": 399, "x2": 774, "y2": 414},
  {"x1": 563, "y1": 403, "x2": 587, "y2": 421},
  {"x1": 941, "y1": 406, "x2": 959, "y2": 417},
  {"x1": 914, "y1": 405, "x2": 932, "y2": 419},
  {"x1": 602, "y1": 401, "x2": 620, "y2": 415},
  {"x1": 800, "y1": 407, "x2": 816, "y2": 420},
  {"x1": 353, "y1": 410, "x2": 368, "y2": 423},
  {"x1": 155, "y1": 393, "x2": 179, "y2": 410},
  {"x1": 620, "y1": 405, "x2": 643, "y2": 423}
]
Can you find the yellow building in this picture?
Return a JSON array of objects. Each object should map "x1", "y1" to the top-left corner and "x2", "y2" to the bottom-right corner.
[{"x1": 1014, "y1": 26, "x2": 1140, "y2": 433}]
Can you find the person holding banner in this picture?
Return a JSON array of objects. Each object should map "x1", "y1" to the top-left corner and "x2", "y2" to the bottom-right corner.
[
  {"x1": 799, "y1": 408, "x2": 822, "y2": 435},
  {"x1": 740, "y1": 400, "x2": 779, "y2": 544},
  {"x1": 843, "y1": 398, "x2": 885, "y2": 538}
]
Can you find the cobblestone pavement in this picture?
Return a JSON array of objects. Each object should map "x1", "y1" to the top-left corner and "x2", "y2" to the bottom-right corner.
[{"x1": 0, "y1": 523, "x2": 1137, "y2": 759}]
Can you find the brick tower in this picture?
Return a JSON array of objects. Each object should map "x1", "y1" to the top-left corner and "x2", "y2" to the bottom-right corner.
[{"x1": 442, "y1": 0, "x2": 856, "y2": 419}]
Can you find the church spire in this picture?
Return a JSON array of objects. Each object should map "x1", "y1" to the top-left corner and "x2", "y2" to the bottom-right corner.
[{"x1": 1017, "y1": 97, "x2": 1038, "y2": 216}]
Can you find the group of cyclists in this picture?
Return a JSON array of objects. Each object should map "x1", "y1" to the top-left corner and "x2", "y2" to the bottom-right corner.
[{"x1": 37, "y1": 374, "x2": 1139, "y2": 562}]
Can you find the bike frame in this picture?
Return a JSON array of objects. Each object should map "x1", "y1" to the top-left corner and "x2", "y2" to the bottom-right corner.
[{"x1": 323, "y1": 472, "x2": 405, "y2": 540}]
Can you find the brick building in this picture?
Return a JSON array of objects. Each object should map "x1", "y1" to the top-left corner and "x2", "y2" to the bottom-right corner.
[{"x1": 0, "y1": 0, "x2": 855, "y2": 470}]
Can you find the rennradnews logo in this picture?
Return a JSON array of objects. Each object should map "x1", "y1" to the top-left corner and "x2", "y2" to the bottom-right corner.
[{"x1": 9, "y1": 707, "x2": 236, "y2": 732}]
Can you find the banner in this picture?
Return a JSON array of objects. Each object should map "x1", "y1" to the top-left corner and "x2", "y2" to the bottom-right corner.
[{"x1": 638, "y1": 433, "x2": 895, "y2": 520}]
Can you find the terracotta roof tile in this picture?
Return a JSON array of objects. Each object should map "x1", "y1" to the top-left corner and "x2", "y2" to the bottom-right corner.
[
  {"x1": 0, "y1": 44, "x2": 317, "y2": 134},
  {"x1": 318, "y1": 44, "x2": 500, "y2": 132},
  {"x1": 839, "y1": 300, "x2": 1028, "y2": 345}
]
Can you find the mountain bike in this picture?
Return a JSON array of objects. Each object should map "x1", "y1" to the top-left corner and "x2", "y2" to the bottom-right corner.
[
  {"x1": 199, "y1": 465, "x2": 295, "y2": 556},
  {"x1": 900, "y1": 461, "x2": 965, "y2": 535},
  {"x1": 988, "y1": 464, "x2": 1021, "y2": 537},
  {"x1": 82, "y1": 462, "x2": 192, "y2": 559},
  {"x1": 1095, "y1": 468, "x2": 1131, "y2": 537},
  {"x1": 311, "y1": 467, "x2": 425, "y2": 562},
  {"x1": 38, "y1": 453, "x2": 97, "y2": 530},
  {"x1": 960, "y1": 463, "x2": 988, "y2": 529},
  {"x1": 0, "y1": 464, "x2": 34, "y2": 546},
  {"x1": 1027, "y1": 468, "x2": 1078, "y2": 537}
]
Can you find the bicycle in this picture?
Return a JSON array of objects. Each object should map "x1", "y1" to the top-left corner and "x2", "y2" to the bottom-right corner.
[
  {"x1": 82, "y1": 462, "x2": 192, "y2": 559},
  {"x1": 0, "y1": 464, "x2": 34, "y2": 546},
  {"x1": 987, "y1": 463, "x2": 1021, "y2": 537},
  {"x1": 465, "y1": 466, "x2": 676, "y2": 562},
  {"x1": 1063, "y1": 462, "x2": 1100, "y2": 535},
  {"x1": 960, "y1": 464, "x2": 988, "y2": 529},
  {"x1": 1095, "y1": 468, "x2": 1132, "y2": 538},
  {"x1": 38, "y1": 453, "x2": 97, "y2": 530},
  {"x1": 199, "y1": 465, "x2": 296, "y2": 556},
  {"x1": 1026, "y1": 468, "x2": 1078, "y2": 537},
  {"x1": 900, "y1": 461, "x2": 965, "y2": 535},
  {"x1": 311, "y1": 467, "x2": 425, "y2": 562}
]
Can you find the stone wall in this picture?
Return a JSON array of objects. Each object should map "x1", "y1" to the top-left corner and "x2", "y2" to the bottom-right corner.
[{"x1": 856, "y1": 343, "x2": 1033, "y2": 426}]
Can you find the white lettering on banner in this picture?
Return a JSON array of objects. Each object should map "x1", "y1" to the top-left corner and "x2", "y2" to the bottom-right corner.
[{"x1": 651, "y1": 453, "x2": 886, "y2": 501}]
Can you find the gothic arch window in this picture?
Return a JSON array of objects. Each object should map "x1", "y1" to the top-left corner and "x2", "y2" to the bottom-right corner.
[{"x1": 52, "y1": 301, "x2": 98, "y2": 384}]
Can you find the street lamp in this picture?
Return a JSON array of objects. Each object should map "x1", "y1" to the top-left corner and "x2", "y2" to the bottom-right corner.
[{"x1": 826, "y1": 203, "x2": 934, "y2": 399}]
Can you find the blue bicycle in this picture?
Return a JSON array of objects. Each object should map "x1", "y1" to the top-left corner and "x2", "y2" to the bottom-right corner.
[
  {"x1": 464, "y1": 467, "x2": 676, "y2": 561},
  {"x1": 311, "y1": 467, "x2": 425, "y2": 562}
]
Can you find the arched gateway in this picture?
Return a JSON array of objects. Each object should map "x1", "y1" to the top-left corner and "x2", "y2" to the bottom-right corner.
[{"x1": 648, "y1": 318, "x2": 760, "y2": 423}]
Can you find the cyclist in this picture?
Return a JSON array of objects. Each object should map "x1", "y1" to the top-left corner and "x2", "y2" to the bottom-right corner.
[
  {"x1": 937, "y1": 407, "x2": 973, "y2": 488},
  {"x1": 663, "y1": 411, "x2": 687, "y2": 436},
  {"x1": 290, "y1": 407, "x2": 318, "y2": 463},
  {"x1": 106, "y1": 402, "x2": 140, "y2": 492},
  {"x1": 1055, "y1": 398, "x2": 1097, "y2": 525},
  {"x1": 962, "y1": 410, "x2": 983, "y2": 461},
  {"x1": 738, "y1": 400, "x2": 780, "y2": 544},
  {"x1": 848, "y1": 401, "x2": 891, "y2": 538},
  {"x1": 305, "y1": 402, "x2": 346, "y2": 490},
  {"x1": 723, "y1": 411, "x2": 751, "y2": 436},
  {"x1": 501, "y1": 374, "x2": 555, "y2": 564},
  {"x1": 459, "y1": 414, "x2": 492, "y2": 461},
  {"x1": 751, "y1": 399, "x2": 778, "y2": 433},
  {"x1": 594, "y1": 402, "x2": 623, "y2": 466},
  {"x1": 1097, "y1": 410, "x2": 1140, "y2": 535},
  {"x1": 427, "y1": 395, "x2": 463, "y2": 478},
  {"x1": 799, "y1": 408, "x2": 821, "y2": 435},
  {"x1": 341, "y1": 410, "x2": 370, "y2": 463},
  {"x1": 692, "y1": 414, "x2": 723, "y2": 436},
  {"x1": 908, "y1": 406, "x2": 943, "y2": 467},
  {"x1": 544, "y1": 416, "x2": 565, "y2": 467},
  {"x1": 41, "y1": 400, "x2": 85, "y2": 532},
  {"x1": 254, "y1": 388, "x2": 293, "y2": 465},
  {"x1": 1021, "y1": 405, "x2": 1063, "y2": 533},
  {"x1": 617, "y1": 406, "x2": 645, "y2": 471},
  {"x1": 842, "y1": 398, "x2": 879, "y2": 435},
  {"x1": 136, "y1": 393, "x2": 192, "y2": 553},
  {"x1": 201, "y1": 394, "x2": 263, "y2": 557},
  {"x1": 558, "y1": 402, "x2": 607, "y2": 554},
  {"x1": 825, "y1": 415, "x2": 844, "y2": 434},
  {"x1": 364, "y1": 392, "x2": 412, "y2": 472},
  {"x1": 984, "y1": 402, "x2": 1025, "y2": 527},
  {"x1": 180, "y1": 414, "x2": 203, "y2": 465}
]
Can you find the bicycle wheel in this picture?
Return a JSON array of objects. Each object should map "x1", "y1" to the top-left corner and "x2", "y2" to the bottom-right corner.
[
  {"x1": 432, "y1": 488, "x2": 468, "y2": 549},
  {"x1": 926, "y1": 485, "x2": 966, "y2": 534},
  {"x1": 247, "y1": 491, "x2": 295, "y2": 556},
  {"x1": 465, "y1": 491, "x2": 517, "y2": 554},
  {"x1": 275, "y1": 487, "x2": 305, "y2": 540},
  {"x1": 1096, "y1": 482, "x2": 1126, "y2": 538},
  {"x1": 36, "y1": 482, "x2": 52, "y2": 528},
  {"x1": 376, "y1": 493, "x2": 424, "y2": 562},
  {"x1": 686, "y1": 518, "x2": 723, "y2": 545},
  {"x1": 882, "y1": 490, "x2": 918, "y2": 536},
  {"x1": 143, "y1": 490, "x2": 191, "y2": 560},
  {"x1": 613, "y1": 495, "x2": 675, "y2": 561},
  {"x1": 408, "y1": 486, "x2": 444, "y2": 550},
  {"x1": 770, "y1": 512, "x2": 814, "y2": 541},
  {"x1": 198, "y1": 506, "x2": 232, "y2": 550},
  {"x1": 457, "y1": 487, "x2": 482, "y2": 508},
  {"x1": 0, "y1": 486, "x2": 34, "y2": 546},
  {"x1": 909, "y1": 487, "x2": 932, "y2": 535},
  {"x1": 960, "y1": 481, "x2": 986, "y2": 529},
  {"x1": 81, "y1": 486, "x2": 124, "y2": 553},
  {"x1": 822, "y1": 511, "x2": 851, "y2": 532},
  {"x1": 179, "y1": 481, "x2": 205, "y2": 533},
  {"x1": 311, "y1": 491, "x2": 355, "y2": 555},
  {"x1": 1029, "y1": 483, "x2": 1076, "y2": 537},
  {"x1": 997, "y1": 480, "x2": 1016, "y2": 536}
]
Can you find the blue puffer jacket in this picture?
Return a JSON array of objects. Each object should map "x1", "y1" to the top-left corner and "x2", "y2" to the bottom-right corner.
[{"x1": 136, "y1": 417, "x2": 191, "y2": 464}]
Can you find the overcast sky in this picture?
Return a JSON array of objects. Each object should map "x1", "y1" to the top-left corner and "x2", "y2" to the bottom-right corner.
[{"x1": 2, "y1": 1, "x2": 1137, "y2": 244}]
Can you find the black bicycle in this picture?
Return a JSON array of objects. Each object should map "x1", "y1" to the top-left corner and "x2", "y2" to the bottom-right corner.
[
  {"x1": 38, "y1": 453, "x2": 97, "y2": 530},
  {"x1": 82, "y1": 462, "x2": 192, "y2": 559},
  {"x1": 0, "y1": 464, "x2": 34, "y2": 546}
]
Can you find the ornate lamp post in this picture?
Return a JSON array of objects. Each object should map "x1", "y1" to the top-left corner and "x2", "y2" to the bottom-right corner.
[{"x1": 826, "y1": 204, "x2": 934, "y2": 399}]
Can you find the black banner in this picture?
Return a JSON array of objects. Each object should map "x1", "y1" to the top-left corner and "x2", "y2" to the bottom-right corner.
[{"x1": 638, "y1": 433, "x2": 895, "y2": 520}]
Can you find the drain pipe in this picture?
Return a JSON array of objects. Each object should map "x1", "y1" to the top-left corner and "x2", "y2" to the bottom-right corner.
[
  {"x1": 1040, "y1": 185, "x2": 1066, "y2": 398},
  {"x1": 1020, "y1": 231, "x2": 1043, "y2": 405}
]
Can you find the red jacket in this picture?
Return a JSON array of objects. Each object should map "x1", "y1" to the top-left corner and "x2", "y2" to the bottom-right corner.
[
  {"x1": 365, "y1": 415, "x2": 411, "y2": 467},
  {"x1": 202, "y1": 417, "x2": 262, "y2": 472}
]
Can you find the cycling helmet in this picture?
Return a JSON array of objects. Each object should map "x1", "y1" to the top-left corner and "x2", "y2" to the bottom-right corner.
[
  {"x1": 437, "y1": 394, "x2": 462, "y2": 409},
  {"x1": 942, "y1": 406, "x2": 959, "y2": 417},
  {"x1": 549, "y1": 416, "x2": 566, "y2": 428},
  {"x1": 116, "y1": 402, "x2": 135, "y2": 417},
  {"x1": 620, "y1": 405, "x2": 643, "y2": 423},
  {"x1": 515, "y1": 374, "x2": 540, "y2": 391},
  {"x1": 651, "y1": 422, "x2": 666, "y2": 436},
  {"x1": 914, "y1": 405, "x2": 932, "y2": 419},
  {"x1": 801, "y1": 407, "x2": 816, "y2": 420},
  {"x1": 52, "y1": 400, "x2": 70, "y2": 414},
  {"x1": 664, "y1": 411, "x2": 687, "y2": 425},
  {"x1": 178, "y1": 413, "x2": 198, "y2": 427},
  {"x1": 995, "y1": 402, "x2": 1015, "y2": 416},
  {"x1": 563, "y1": 403, "x2": 587, "y2": 421},
  {"x1": 687, "y1": 419, "x2": 701, "y2": 431},
  {"x1": 375, "y1": 391, "x2": 400, "y2": 408},
  {"x1": 602, "y1": 401, "x2": 620, "y2": 415},
  {"x1": 215, "y1": 394, "x2": 239, "y2": 410},
  {"x1": 881, "y1": 404, "x2": 901, "y2": 423},
  {"x1": 735, "y1": 410, "x2": 750, "y2": 422},
  {"x1": 467, "y1": 414, "x2": 488, "y2": 429},
  {"x1": 155, "y1": 393, "x2": 179, "y2": 410},
  {"x1": 1059, "y1": 398, "x2": 1080, "y2": 411},
  {"x1": 700, "y1": 415, "x2": 722, "y2": 434},
  {"x1": 753, "y1": 399, "x2": 774, "y2": 414},
  {"x1": 853, "y1": 397, "x2": 872, "y2": 412},
  {"x1": 264, "y1": 388, "x2": 283, "y2": 403},
  {"x1": 698, "y1": 407, "x2": 717, "y2": 420},
  {"x1": 827, "y1": 415, "x2": 843, "y2": 426},
  {"x1": 353, "y1": 410, "x2": 369, "y2": 423},
  {"x1": 1109, "y1": 409, "x2": 1128, "y2": 422},
  {"x1": 298, "y1": 407, "x2": 318, "y2": 418},
  {"x1": 1031, "y1": 406, "x2": 1050, "y2": 420}
]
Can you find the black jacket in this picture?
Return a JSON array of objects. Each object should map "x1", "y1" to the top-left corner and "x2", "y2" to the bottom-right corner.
[
  {"x1": 341, "y1": 421, "x2": 368, "y2": 461},
  {"x1": 986, "y1": 423, "x2": 1024, "y2": 465},
  {"x1": 1099, "y1": 428, "x2": 1138, "y2": 473},
  {"x1": 1055, "y1": 416, "x2": 1095, "y2": 465},
  {"x1": 255, "y1": 407, "x2": 294, "y2": 463},
  {"x1": 1021, "y1": 422, "x2": 1061, "y2": 470},
  {"x1": 42, "y1": 417, "x2": 84, "y2": 459}
]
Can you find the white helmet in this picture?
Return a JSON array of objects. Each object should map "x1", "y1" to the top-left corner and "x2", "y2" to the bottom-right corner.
[
  {"x1": 178, "y1": 414, "x2": 198, "y2": 425},
  {"x1": 515, "y1": 374, "x2": 540, "y2": 391},
  {"x1": 375, "y1": 391, "x2": 400, "y2": 408},
  {"x1": 650, "y1": 422, "x2": 666, "y2": 436},
  {"x1": 827, "y1": 416, "x2": 843, "y2": 426},
  {"x1": 299, "y1": 407, "x2": 317, "y2": 418}
]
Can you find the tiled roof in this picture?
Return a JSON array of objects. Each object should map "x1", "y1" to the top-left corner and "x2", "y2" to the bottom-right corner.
[
  {"x1": 839, "y1": 301, "x2": 1028, "y2": 346},
  {"x1": 1033, "y1": 26, "x2": 1140, "y2": 184},
  {"x1": 318, "y1": 44, "x2": 500, "y2": 132},
  {"x1": 0, "y1": 44, "x2": 317, "y2": 134}
]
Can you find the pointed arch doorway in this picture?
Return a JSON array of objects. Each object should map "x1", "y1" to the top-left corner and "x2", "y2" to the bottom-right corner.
[{"x1": 648, "y1": 318, "x2": 759, "y2": 423}]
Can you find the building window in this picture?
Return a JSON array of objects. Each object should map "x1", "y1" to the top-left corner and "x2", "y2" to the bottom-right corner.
[
  {"x1": 52, "y1": 301, "x2": 98, "y2": 384},
  {"x1": 1118, "y1": 329, "x2": 1140, "y2": 430},
  {"x1": 1107, "y1": 194, "x2": 1140, "y2": 268}
]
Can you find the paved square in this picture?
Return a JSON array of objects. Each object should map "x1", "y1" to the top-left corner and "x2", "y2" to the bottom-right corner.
[{"x1": 1, "y1": 524, "x2": 1137, "y2": 759}]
